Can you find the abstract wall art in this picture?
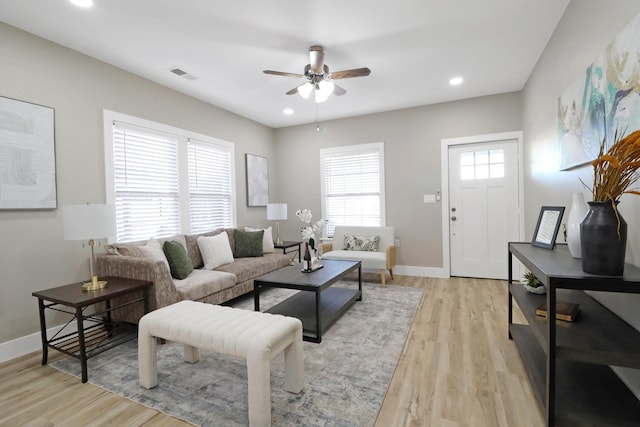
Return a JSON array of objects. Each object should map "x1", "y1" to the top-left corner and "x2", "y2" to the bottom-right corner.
[
  {"x1": 245, "y1": 153, "x2": 269, "y2": 207},
  {"x1": 558, "y1": 13, "x2": 640, "y2": 170},
  {"x1": 0, "y1": 96, "x2": 57, "y2": 209}
]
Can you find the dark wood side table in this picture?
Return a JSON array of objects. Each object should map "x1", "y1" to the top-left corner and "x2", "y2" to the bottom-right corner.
[
  {"x1": 274, "y1": 240, "x2": 302, "y2": 263},
  {"x1": 32, "y1": 276, "x2": 152, "y2": 383}
]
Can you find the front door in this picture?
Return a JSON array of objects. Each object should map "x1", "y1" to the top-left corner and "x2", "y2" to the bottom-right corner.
[{"x1": 448, "y1": 139, "x2": 520, "y2": 279}]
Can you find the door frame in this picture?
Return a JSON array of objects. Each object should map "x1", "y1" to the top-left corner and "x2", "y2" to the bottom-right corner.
[{"x1": 440, "y1": 131, "x2": 525, "y2": 278}]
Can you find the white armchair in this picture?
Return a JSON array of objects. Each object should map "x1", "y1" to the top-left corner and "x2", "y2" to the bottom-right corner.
[{"x1": 321, "y1": 226, "x2": 396, "y2": 287}]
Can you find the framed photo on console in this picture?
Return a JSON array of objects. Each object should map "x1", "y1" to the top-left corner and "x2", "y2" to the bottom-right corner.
[{"x1": 532, "y1": 206, "x2": 565, "y2": 249}]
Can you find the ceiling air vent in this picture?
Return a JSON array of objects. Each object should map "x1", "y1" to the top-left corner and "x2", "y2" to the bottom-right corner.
[{"x1": 169, "y1": 67, "x2": 198, "y2": 81}]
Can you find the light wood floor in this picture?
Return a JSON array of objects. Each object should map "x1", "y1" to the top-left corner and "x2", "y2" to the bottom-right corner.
[{"x1": 0, "y1": 276, "x2": 543, "y2": 427}]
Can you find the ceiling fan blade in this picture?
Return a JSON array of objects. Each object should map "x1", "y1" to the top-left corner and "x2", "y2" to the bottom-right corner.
[
  {"x1": 286, "y1": 85, "x2": 304, "y2": 95},
  {"x1": 329, "y1": 67, "x2": 371, "y2": 79},
  {"x1": 263, "y1": 70, "x2": 305, "y2": 79},
  {"x1": 333, "y1": 84, "x2": 347, "y2": 96}
]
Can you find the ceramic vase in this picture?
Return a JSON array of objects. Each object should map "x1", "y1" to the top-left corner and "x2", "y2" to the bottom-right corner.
[
  {"x1": 580, "y1": 201, "x2": 627, "y2": 276},
  {"x1": 566, "y1": 192, "x2": 589, "y2": 258}
]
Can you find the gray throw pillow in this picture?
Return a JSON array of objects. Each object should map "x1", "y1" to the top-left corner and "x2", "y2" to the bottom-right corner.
[
  {"x1": 234, "y1": 229, "x2": 264, "y2": 257},
  {"x1": 163, "y1": 240, "x2": 194, "y2": 280}
]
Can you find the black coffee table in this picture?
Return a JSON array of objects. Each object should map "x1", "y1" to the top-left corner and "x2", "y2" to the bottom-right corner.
[{"x1": 253, "y1": 259, "x2": 362, "y2": 343}]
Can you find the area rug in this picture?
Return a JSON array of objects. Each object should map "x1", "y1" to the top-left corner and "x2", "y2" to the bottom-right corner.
[{"x1": 52, "y1": 282, "x2": 423, "y2": 427}]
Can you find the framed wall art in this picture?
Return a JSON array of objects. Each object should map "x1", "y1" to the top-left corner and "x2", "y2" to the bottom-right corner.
[
  {"x1": 0, "y1": 96, "x2": 57, "y2": 209},
  {"x1": 245, "y1": 153, "x2": 269, "y2": 207}
]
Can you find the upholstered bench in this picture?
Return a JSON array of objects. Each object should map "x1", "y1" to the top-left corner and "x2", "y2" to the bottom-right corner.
[{"x1": 138, "y1": 300, "x2": 304, "y2": 427}]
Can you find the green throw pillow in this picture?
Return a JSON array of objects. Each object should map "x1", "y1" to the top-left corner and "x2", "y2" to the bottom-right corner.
[
  {"x1": 234, "y1": 229, "x2": 264, "y2": 257},
  {"x1": 163, "y1": 240, "x2": 194, "y2": 280}
]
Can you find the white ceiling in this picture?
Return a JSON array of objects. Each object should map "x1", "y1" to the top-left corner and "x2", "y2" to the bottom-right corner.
[{"x1": 1, "y1": 0, "x2": 570, "y2": 128}]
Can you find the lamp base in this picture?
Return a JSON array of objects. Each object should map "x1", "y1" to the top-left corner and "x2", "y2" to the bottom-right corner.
[{"x1": 82, "y1": 280, "x2": 108, "y2": 291}]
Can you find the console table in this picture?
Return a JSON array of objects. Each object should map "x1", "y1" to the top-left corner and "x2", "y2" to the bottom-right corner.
[
  {"x1": 32, "y1": 276, "x2": 152, "y2": 383},
  {"x1": 508, "y1": 242, "x2": 640, "y2": 426}
]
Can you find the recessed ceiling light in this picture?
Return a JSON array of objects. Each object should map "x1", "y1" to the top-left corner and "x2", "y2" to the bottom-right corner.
[
  {"x1": 69, "y1": 0, "x2": 93, "y2": 8},
  {"x1": 283, "y1": 108, "x2": 294, "y2": 115},
  {"x1": 449, "y1": 76, "x2": 464, "y2": 86}
]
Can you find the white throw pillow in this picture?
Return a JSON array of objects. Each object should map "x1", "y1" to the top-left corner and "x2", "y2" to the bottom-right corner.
[
  {"x1": 137, "y1": 238, "x2": 170, "y2": 268},
  {"x1": 244, "y1": 226, "x2": 275, "y2": 253},
  {"x1": 198, "y1": 232, "x2": 235, "y2": 270}
]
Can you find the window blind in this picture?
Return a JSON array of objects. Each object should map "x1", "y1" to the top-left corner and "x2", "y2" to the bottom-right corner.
[
  {"x1": 321, "y1": 143, "x2": 384, "y2": 236},
  {"x1": 188, "y1": 139, "x2": 233, "y2": 234},
  {"x1": 112, "y1": 124, "x2": 180, "y2": 242}
]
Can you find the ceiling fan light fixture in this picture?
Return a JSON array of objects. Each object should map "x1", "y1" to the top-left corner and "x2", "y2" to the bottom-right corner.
[
  {"x1": 318, "y1": 80, "x2": 335, "y2": 96},
  {"x1": 297, "y1": 82, "x2": 313, "y2": 99},
  {"x1": 314, "y1": 89, "x2": 329, "y2": 103}
]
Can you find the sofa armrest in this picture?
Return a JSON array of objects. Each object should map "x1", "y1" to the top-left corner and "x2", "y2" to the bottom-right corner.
[
  {"x1": 386, "y1": 245, "x2": 397, "y2": 270},
  {"x1": 96, "y1": 254, "x2": 180, "y2": 310}
]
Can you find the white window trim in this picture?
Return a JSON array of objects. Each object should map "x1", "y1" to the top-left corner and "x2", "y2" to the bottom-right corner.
[
  {"x1": 103, "y1": 110, "x2": 237, "y2": 242},
  {"x1": 319, "y1": 141, "x2": 386, "y2": 238}
]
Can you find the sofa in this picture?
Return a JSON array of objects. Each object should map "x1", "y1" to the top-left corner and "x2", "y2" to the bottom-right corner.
[
  {"x1": 96, "y1": 227, "x2": 294, "y2": 323},
  {"x1": 321, "y1": 226, "x2": 396, "y2": 287}
]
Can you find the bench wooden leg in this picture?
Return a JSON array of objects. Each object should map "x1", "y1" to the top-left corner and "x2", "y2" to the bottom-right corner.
[
  {"x1": 389, "y1": 268, "x2": 394, "y2": 280},
  {"x1": 380, "y1": 269, "x2": 386, "y2": 287}
]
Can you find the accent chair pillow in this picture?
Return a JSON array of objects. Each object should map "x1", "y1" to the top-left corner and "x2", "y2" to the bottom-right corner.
[
  {"x1": 198, "y1": 232, "x2": 234, "y2": 270},
  {"x1": 234, "y1": 229, "x2": 264, "y2": 257},
  {"x1": 343, "y1": 234, "x2": 381, "y2": 252},
  {"x1": 162, "y1": 240, "x2": 194, "y2": 280},
  {"x1": 244, "y1": 226, "x2": 275, "y2": 253}
]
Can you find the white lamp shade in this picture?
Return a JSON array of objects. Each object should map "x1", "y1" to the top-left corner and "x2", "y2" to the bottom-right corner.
[
  {"x1": 63, "y1": 204, "x2": 116, "y2": 241},
  {"x1": 266, "y1": 203, "x2": 287, "y2": 221}
]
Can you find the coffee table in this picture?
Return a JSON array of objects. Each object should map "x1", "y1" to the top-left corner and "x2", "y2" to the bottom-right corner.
[{"x1": 253, "y1": 259, "x2": 362, "y2": 343}]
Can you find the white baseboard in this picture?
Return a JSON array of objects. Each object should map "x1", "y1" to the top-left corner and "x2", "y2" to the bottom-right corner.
[
  {"x1": 394, "y1": 264, "x2": 449, "y2": 278},
  {"x1": 0, "y1": 322, "x2": 78, "y2": 364}
]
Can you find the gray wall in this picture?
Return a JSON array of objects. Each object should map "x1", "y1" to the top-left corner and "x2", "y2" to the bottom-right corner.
[
  {"x1": 274, "y1": 93, "x2": 522, "y2": 268},
  {"x1": 522, "y1": 0, "x2": 640, "y2": 393},
  {"x1": 0, "y1": 23, "x2": 277, "y2": 344}
]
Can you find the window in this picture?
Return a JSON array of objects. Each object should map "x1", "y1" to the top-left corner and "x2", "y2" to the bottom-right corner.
[
  {"x1": 104, "y1": 111, "x2": 235, "y2": 242},
  {"x1": 460, "y1": 149, "x2": 504, "y2": 180},
  {"x1": 320, "y1": 142, "x2": 385, "y2": 236}
]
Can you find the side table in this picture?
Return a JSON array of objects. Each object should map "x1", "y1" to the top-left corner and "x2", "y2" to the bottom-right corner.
[
  {"x1": 32, "y1": 276, "x2": 152, "y2": 383},
  {"x1": 274, "y1": 240, "x2": 302, "y2": 263}
]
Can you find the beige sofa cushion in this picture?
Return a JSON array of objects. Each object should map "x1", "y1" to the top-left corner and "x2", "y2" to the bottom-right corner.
[
  {"x1": 173, "y1": 269, "x2": 237, "y2": 301},
  {"x1": 216, "y1": 253, "x2": 292, "y2": 284}
]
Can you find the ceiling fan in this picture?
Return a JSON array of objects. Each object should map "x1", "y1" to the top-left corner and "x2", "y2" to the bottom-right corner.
[{"x1": 263, "y1": 45, "x2": 371, "y2": 103}]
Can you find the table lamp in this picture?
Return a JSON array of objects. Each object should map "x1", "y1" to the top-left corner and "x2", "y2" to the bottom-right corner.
[
  {"x1": 63, "y1": 203, "x2": 116, "y2": 291},
  {"x1": 266, "y1": 203, "x2": 287, "y2": 245}
]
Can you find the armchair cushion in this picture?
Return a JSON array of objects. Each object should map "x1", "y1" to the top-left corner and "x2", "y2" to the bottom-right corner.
[{"x1": 344, "y1": 234, "x2": 380, "y2": 252}]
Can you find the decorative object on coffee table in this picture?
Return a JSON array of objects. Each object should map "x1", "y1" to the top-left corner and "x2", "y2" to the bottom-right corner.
[
  {"x1": 580, "y1": 129, "x2": 640, "y2": 275},
  {"x1": 295, "y1": 208, "x2": 325, "y2": 266}
]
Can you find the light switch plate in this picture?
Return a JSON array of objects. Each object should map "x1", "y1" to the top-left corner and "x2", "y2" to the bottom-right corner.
[{"x1": 423, "y1": 194, "x2": 436, "y2": 203}]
